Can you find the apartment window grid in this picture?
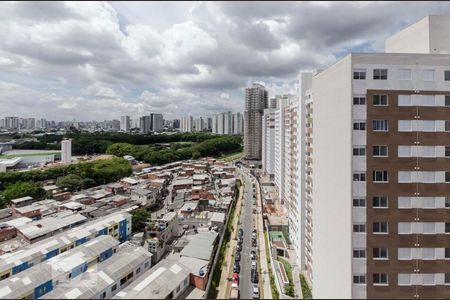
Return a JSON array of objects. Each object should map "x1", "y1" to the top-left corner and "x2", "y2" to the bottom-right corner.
[
  {"x1": 373, "y1": 196, "x2": 388, "y2": 208},
  {"x1": 373, "y1": 247, "x2": 388, "y2": 259},
  {"x1": 353, "y1": 121, "x2": 366, "y2": 131},
  {"x1": 373, "y1": 222, "x2": 388, "y2": 234},
  {"x1": 353, "y1": 275, "x2": 366, "y2": 284},
  {"x1": 353, "y1": 172, "x2": 366, "y2": 182},
  {"x1": 353, "y1": 249, "x2": 366, "y2": 258},
  {"x1": 353, "y1": 198, "x2": 366, "y2": 207},
  {"x1": 446, "y1": 96, "x2": 450, "y2": 106},
  {"x1": 353, "y1": 146, "x2": 366, "y2": 156},
  {"x1": 353, "y1": 223, "x2": 366, "y2": 233},
  {"x1": 373, "y1": 69, "x2": 388, "y2": 80},
  {"x1": 373, "y1": 273, "x2": 388, "y2": 285},
  {"x1": 373, "y1": 145, "x2": 388, "y2": 157},
  {"x1": 373, "y1": 170, "x2": 388, "y2": 182},
  {"x1": 445, "y1": 71, "x2": 450, "y2": 81}
]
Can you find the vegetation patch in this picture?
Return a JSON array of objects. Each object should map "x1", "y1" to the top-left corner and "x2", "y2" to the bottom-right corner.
[{"x1": 300, "y1": 274, "x2": 313, "y2": 299}]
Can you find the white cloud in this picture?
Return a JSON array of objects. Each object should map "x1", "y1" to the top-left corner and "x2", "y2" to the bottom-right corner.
[{"x1": 0, "y1": 1, "x2": 449, "y2": 121}]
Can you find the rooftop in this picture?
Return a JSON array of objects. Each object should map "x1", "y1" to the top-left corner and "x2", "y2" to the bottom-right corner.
[{"x1": 179, "y1": 231, "x2": 218, "y2": 261}]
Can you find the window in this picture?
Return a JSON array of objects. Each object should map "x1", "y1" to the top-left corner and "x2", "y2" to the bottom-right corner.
[
  {"x1": 446, "y1": 121, "x2": 450, "y2": 132},
  {"x1": 398, "y1": 248, "x2": 412, "y2": 260},
  {"x1": 422, "y1": 120, "x2": 435, "y2": 132},
  {"x1": 398, "y1": 120, "x2": 412, "y2": 132},
  {"x1": 136, "y1": 267, "x2": 141, "y2": 274},
  {"x1": 353, "y1": 275, "x2": 366, "y2": 284},
  {"x1": 353, "y1": 224, "x2": 366, "y2": 233},
  {"x1": 445, "y1": 273, "x2": 450, "y2": 284},
  {"x1": 353, "y1": 172, "x2": 366, "y2": 182},
  {"x1": 446, "y1": 172, "x2": 450, "y2": 183},
  {"x1": 422, "y1": 95, "x2": 435, "y2": 106},
  {"x1": 353, "y1": 147, "x2": 365, "y2": 156},
  {"x1": 353, "y1": 70, "x2": 366, "y2": 80},
  {"x1": 422, "y1": 69, "x2": 435, "y2": 81},
  {"x1": 353, "y1": 198, "x2": 366, "y2": 207},
  {"x1": 398, "y1": 274, "x2": 411, "y2": 286},
  {"x1": 373, "y1": 69, "x2": 388, "y2": 80},
  {"x1": 176, "y1": 285, "x2": 181, "y2": 293},
  {"x1": 423, "y1": 223, "x2": 435, "y2": 234},
  {"x1": 373, "y1": 146, "x2": 388, "y2": 157},
  {"x1": 422, "y1": 248, "x2": 435, "y2": 259},
  {"x1": 445, "y1": 71, "x2": 450, "y2": 81},
  {"x1": 399, "y1": 69, "x2": 412, "y2": 80},
  {"x1": 373, "y1": 196, "x2": 388, "y2": 208},
  {"x1": 184, "y1": 278, "x2": 189, "y2": 286},
  {"x1": 373, "y1": 119, "x2": 388, "y2": 131},
  {"x1": 398, "y1": 197, "x2": 412, "y2": 208},
  {"x1": 422, "y1": 146, "x2": 435, "y2": 157},
  {"x1": 373, "y1": 247, "x2": 388, "y2": 259},
  {"x1": 423, "y1": 274, "x2": 435, "y2": 285},
  {"x1": 398, "y1": 95, "x2": 411, "y2": 106},
  {"x1": 398, "y1": 146, "x2": 412, "y2": 157},
  {"x1": 353, "y1": 122, "x2": 366, "y2": 130},
  {"x1": 446, "y1": 197, "x2": 450, "y2": 208},
  {"x1": 353, "y1": 249, "x2": 366, "y2": 258},
  {"x1": 445, "y1": 248, "x2": 450, "y2": 259},
  {"x1": 112, "y1": 284, "x2": 117, "y2": 292},
  {"x1": 353, "y1": 97, "x2": 366, "y2": 105},
  {"x1": 446, "y1": 96, "x2": 450, "y2": 106},
  {"x1": 446, "y1": 223, "x2": 450, "y2": 233},
  {"x1": 398, "y1": 222, "x2": 411, "y2": 234},
  {"x1": 373, "y1": 170, "x2": 388, "y2": 182},
  {"x1": 100, "y1": 292, "x2": 106, "y2": 299},
  {"x1": 373, "y1": 95, "x2": 388, "y2": 106},
  {"x1": 373, "y1": 273, "x2": 388, "y2": 285},
  {"x1": 373, "y1": 222, "x2": 388, "y2": 233}
]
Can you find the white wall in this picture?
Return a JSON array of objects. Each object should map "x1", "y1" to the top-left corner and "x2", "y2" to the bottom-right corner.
[{"x1": 312, "y1": 55, "x2": 353, "y2": 299}]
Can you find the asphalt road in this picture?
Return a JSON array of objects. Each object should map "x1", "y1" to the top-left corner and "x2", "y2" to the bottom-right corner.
[{"x1": 238, "y1": 171, "x2": 256, "y2": 299}]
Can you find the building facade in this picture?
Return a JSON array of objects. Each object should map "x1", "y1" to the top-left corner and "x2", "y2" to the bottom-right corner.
[
  {"x1": 61, "y1": 139, "x2": 72, "y2": 164},
  {"x1": 120, "y1": 116, "x2": 130, "y2": 132},
  {"x1": 244, "y1": 83, "x2": 268, "y2": 160},
  {"x1": 309, "y1": 16, "x2": 450, "y2": 299}
]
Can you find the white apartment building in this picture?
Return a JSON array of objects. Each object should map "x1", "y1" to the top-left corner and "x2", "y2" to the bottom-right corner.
[
  {"x1": 262, "y1": 108, "x2": 276, "y2": 178},
  {"x1": 309, "y1": 15, "x2": 450, "y2": 299},
  {"x1": 120, "y1": 116, "x2": 130, "y2": 132},
  {"x1": 180, "y1": 116, "x2": 193, "y2": 132},
  {"x1": 61, "y1": 138, "x2": 72, "y2": 164},
  {"x1": 152, "y1": 113, "x2": 164, "y2": 132}
]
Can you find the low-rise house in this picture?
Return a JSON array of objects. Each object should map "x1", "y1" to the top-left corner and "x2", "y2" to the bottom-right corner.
[
  {"x1": 173, "y1": 178, "x2": 193, "y2": 191},
  {"x1": 10, "y1": 196, "x2": 33, "y2": 209},
  {"x1": 130, "y1": 188, "x2": 160, "y2": 207}
]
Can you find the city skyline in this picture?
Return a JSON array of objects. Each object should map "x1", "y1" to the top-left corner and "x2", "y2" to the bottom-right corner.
[{"x1": 2, "y1": 2, "x2": 450, "y2": 121}]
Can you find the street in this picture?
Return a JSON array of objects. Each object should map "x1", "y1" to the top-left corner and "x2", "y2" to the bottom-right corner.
[{"x1": 238, "y1": 169, "x2": 257, "y2": 299}]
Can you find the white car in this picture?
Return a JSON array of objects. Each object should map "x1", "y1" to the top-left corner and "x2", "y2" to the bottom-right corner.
[{"x1": 252, "y1": 285, "x2": 259, "y2": 299}]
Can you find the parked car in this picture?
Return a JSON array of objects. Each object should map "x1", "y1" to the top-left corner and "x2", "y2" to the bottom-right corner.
[
  {"x1": 252, "y1": 239, "x2": 257, "y2": 247},
  {"x1": 252, "y1": 285, "x2": 259, "y2": 299},
  {"x1": 232, "y1": 272, "x2": 239, "y2": 281},
  {"x1": 233, "y1": 262, "x2": 240, "y2": 273},
  {"x1": 250, "y1": 250, "x2": 256, "y2": 260},
  {"x1": 251, "y1": 269, "x2": 259, "y2": 284},
  {"x1": 235, "y1": 252, "x2": 241, "y2": 262},
  {"x1": 251, "y1": 260, "x2": 257, "y2": 270},
  {"x1": 237, "y1": 243, "x2": 242, "y2": 252},
  {"x1": 232, "y1": 278, "x2": 239, "y2": 288}
]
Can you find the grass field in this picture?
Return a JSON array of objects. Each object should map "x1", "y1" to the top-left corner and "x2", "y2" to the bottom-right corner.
[{"x1": 218, "y1": 151, "x2": 243, "y2": 162}]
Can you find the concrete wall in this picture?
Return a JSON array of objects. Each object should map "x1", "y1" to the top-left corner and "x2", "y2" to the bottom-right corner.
[{"x1": 312, "y1": 55, "x2": 353, "y2": 299}]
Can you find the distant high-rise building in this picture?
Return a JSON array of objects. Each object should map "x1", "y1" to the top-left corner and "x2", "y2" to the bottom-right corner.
[
  {"x1": 112, "y1": 119, "x2": 120, "y2": 131},
  {"x1": 0, "y1": 119, "x2": 4, "y2": 129},
  {"x1": 206, "y1": 117, "x2": 213, "y2": 130},
  {"x1": 5, "y1": 117, "x2": 19, "y2": 130},
  {"x1": 120, "y1": 116, "x2": 130, "y2": 132},
  {"x1": 61, "y1": 139, "x2": 72, "y2": 164},
  {"x1": 180, "y1": 116, "x2": 193, "y2": 132},
  {"x1": 244, "y1": 82, "x2": 268, "y2": 160},
  {"x1": 173, "y1": 119, "x2": 180, "y2": 129},
  {"x1": 27, "y1": 118, "x2": 35, "y2": 130},
  {"x1": 139, "y1": 116, "x2": 151, "y2": 133},
  {"x1": 269, "y1": 97, "x2": 278, "y2": 109},
  {"x1": 38, "y1": 118, "x2": 47, "y2": 130},
  {"x1": 232, "y1": 112, "x2": 244, "y2": 135},
  {"x1": 151, "y1": 113, "x2": 164, "y2": 132}
]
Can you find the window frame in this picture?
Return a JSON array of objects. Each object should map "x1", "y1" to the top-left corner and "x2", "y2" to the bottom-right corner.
[
  {"x1": 373, "y1": 196, "x2": 388, "y2": 208},
  {"x1": 373, "y1": 119, "x2": 389, "y2": 131},
  {"x1": 353, "y1": 69, "x2": 366, "y2": 80},
  {"x1": 353, "y1": 198, "x2": 366, "y2": 207},
  {"x1": 373, "y1": 247, "x2": 389, "y2": 260},
  {"x1": 373, "y1": 170, "x2": 389, "y2": 183},
  {"x1": 373, "y1": 273, "x2": 388, "y2": 286},
  {"x1": 373, "y1": 221, "x2": 389, "y2": 234},
  {"x1": 373, "y1": 145, "x2": 388, "y2": 157},
  {"x1": 444, "y1": 70, "x2": 450, "y2": 81},
  {"x1": 373, "y1": 69, "x2": 388, "y2": 80},
  {"x1": 353, "y1": 96, "x2": 366, "y2": 105},
  {"x1": 353, "y1": 275, "x2": 366, "y2": 284},
  {"x1": 373, "y1": 95, "x2": 388, "y2": 106},
  {"x1": 422, "y1": 69, "x2": 435, "y2": 81},
  {"x1": 353, "y1": 224, "x2": 366, "y2": 233}
]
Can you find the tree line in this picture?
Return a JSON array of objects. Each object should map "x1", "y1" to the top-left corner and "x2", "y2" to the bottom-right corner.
[
  {"x1": 0, "y1": 158, "x2": 132, "y2": 208},
  {"x1": 13, "y1": 132, "x2": 223, "y2": 155},
  {"x1": 106, "y1": 135, "x2": 242, "y2": 165}
]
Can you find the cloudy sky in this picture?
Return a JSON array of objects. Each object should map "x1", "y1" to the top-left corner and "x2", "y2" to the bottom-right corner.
[{"x1": 1, "y1": 1, "x2": 449, "y2": 121}]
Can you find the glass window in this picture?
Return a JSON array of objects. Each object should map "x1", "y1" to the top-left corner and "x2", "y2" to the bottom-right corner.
[
  {"x1": 398, "y1": 146, "x2": 412, "y2": 157},
  {"x1": 423, "y1": 223, "x2": 436, "y2": 234},
  {"x1": 422, "y1": 146, "x2": 436, "y2": 157},
  {"x1": 398, "y1": 248, "x2": 412, "y2": 260},
  {"x1": 353, "y1": 122, "x2": 366, "y2": 130},
  {"x1": 373, "y1": 196, "x2": 388, "y2": 208},
  {"x1": 373, "y1": 247, "x2": 388, "y2": 259},
  {"x1": 353, "y1": 198, "x2": 366, "y2": 207},
  {"x1": 373, "y1": 222, "x2": 388, "y2": 233},
  {"x1": 445, "y1": 96, "x2": 450, "y2": 106},
  {"x1": 373, "y1": 170, "x2": 388, "y2": 182},
  {"x1": 112, "y1": 284, "x2": 117, "y2": 292},
  {"x1": 373, "y1": 95, "x2": 388, "y2": 106},
  {"x1": 445, "y1": 273, "x2": 450, "y2": 284},
  {"x1": 353, "y1": 97, "x2": 366, "y2": 105},
  {"x1": 373, "y1": 119, "x2": 388, "y2": 131},
  {"x1": 422, "y1": 171, "x2": 436, "y2": 183},
  {"x1": 353, "y1": 275, "x2": 366, "y2": 284},
  {"x1": 373, "y1": 69, "x2": 388, "y2": 80},
  {"x1": 446, "y1": 223, "x2": 450, "y2": 233},
  {"x1": 398, "y1": 274, "x2": 411, "y2": 285},
  {"x1": 446, "y1": 121, "x2": 450, "y2": 132},
  {"x1": 353, "y1": 147, "x2": 365, "y2": 156},
  {"x1": 446, "y1": 172, "x2": 450, "y2": 183},
  {"x1": 398, "y1": 120, "x2": 412, "y2": 132},
  {"x1": 398, "y1": 95, "x2": 411, "y2": 106},
  {"x1": 398, "y1": 197, "x2": 412, "y2": 208},
  {"x1": 445, "y1": 71, "x2": 450, "y2": 81},
  {"x1": 445, "y1": 197, "x2": 450, "y2": 208},
  {"x1": 353, "y1": 173, "x2": 366, "y2": 182},
  {"x1": 423, "y1": 273, "x2": 435, "y2": 285},
  {"x1": 398, "y1": 222, "x2": 411, "y2": 234},
  {"x1": 422, "y1": 248, "x2": 435, "y2": 259},
  {"x1": 353, "y1": 249, "x2": 366, "y2": 258},
  {"x1": 353, "y1": 224, "x2": 366, "y2": 233},
  {"x1": 353, "y1": 70, "x2": 366, "y2": 80},
  {"x1": 445, "y1": 248, "x2": 450, "y2": 258},
  {"x1": 373, "y1": 146, "x2": 388, "y2": 157},
  {"x1": 422, "y1": 95, "x2": 435, "y2": 106},
  {"x1": 423, "y1": 197, "x2": 436, "y2": 209},
  {"x1": 422, "y1": 120, "x2": 435, "y2": 132},
  {"x1": 373, "y1": 273, "x2": 388, "y2": 285},
  {"x1": 399, "y1": 69, "x2": 412, "y2": 80},
  {"x1": 422, "y1": 69, "x2": 435, "y2": 81}
]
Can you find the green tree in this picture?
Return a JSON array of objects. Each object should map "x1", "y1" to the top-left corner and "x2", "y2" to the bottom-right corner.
[
  {"x1": 0, "y1": 181, "x2": 45, "y2": 207},
  {"x1": 56, "y1": 174, "x2": 84, "y2": 192},
  {"x1": 131, "y1": 209, "x2": 151, "y2": 233}
]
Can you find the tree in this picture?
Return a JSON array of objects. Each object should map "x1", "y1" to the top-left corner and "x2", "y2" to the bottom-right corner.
[
  {"x1": 131, "y1": 209, "x2": 151, "y2": 233},
  {"x1": 56, "y1": 174, "x2": 84, "y2": 192},
  {"x1": 0, "y1": 181, "x2": 45, "y2": 208}
]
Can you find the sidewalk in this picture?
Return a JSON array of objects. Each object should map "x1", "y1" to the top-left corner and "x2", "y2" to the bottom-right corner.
[
  {"x1": 292, "y1": 266, "x2": 303, "y2": 299},
  {"x1": 216, "y1": 178, "x2": 244, "y2": 299},
  {"x1": 254, "y1": 175, "x2": 273, "y2": 299}
]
